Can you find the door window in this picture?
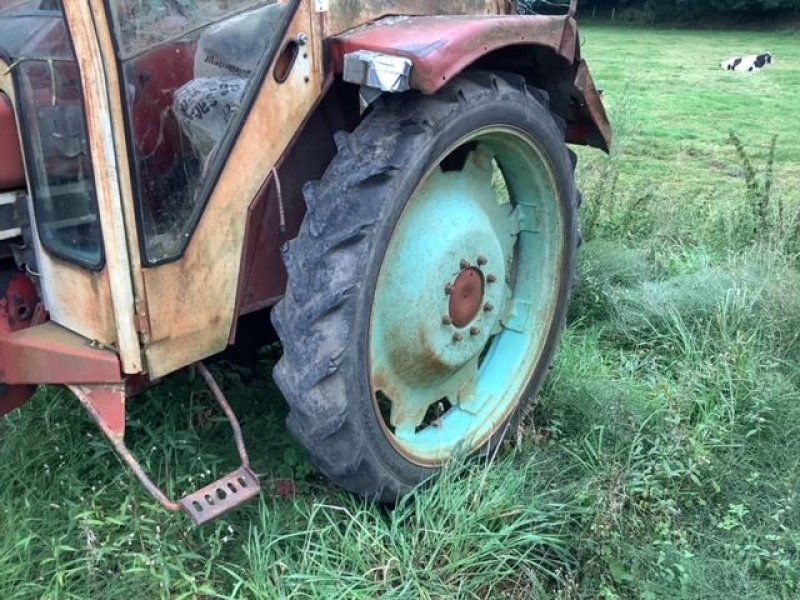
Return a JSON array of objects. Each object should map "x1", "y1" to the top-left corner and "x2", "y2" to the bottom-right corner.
[
  {"x1": 0, "y1": 1, "x2": 104, "y2": 269},
  {"x1": 107, "y1": 0, "x2": 294, "y2": 264}
]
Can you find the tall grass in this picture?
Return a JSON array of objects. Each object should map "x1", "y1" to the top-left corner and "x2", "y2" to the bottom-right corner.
[{"x1": 227, "y1": 457, "x2": 577, "y2": 599}]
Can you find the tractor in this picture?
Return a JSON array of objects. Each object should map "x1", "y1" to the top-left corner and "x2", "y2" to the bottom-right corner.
[{"x1": 0, "y1": 0, "x2": 610, "y2": 525}]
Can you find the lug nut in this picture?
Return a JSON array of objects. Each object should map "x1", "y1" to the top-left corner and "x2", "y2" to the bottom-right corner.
[
  {"x1": 445, "y1": 284, "x2": 453, "y2": 295},
  {"x1": 442, "y1": 316, "x2": 453, "y2": 326},
  {"x1": 477, "y1": 256, "x2": 488, "y2": 266},
  {"x1": 486, "y1": 274, "x2": 497, "y2": 284},
  {"x1": 453, "y1": 333, "x2": 464, "y2": 343},
  {"x1": 470, "y1": 327, "x2": 481, "y2": 337},
  {"x1": 484, "y1": 303, "x2": 494, "y2": 313}
]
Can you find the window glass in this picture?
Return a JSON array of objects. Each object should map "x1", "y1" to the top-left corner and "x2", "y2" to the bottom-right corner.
[
  {"x1": 108, "y1": 0, "x2": 292, "y2": 264},
  {"x1": 3, "y1": 2, "x2": 104, "y2": 269}
]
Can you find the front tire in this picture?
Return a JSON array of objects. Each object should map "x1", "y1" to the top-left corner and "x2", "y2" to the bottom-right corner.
[{"x1": 272, "y1": 72, "x2": 579, "y2": 501}]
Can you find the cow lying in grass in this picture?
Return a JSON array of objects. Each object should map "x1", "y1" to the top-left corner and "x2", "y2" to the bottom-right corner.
[{"x1": 721, "y1": 53, "x2": 773, "y2": 72}]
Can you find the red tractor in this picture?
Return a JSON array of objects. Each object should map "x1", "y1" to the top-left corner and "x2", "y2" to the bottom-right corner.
[{"x1": 0, "y1": 0, "x2": 610, "y2": 524}]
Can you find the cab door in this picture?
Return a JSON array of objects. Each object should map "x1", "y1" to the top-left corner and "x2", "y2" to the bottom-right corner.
[{"x1": 95, "y1": 0, "x2": 322, "y2": 378}]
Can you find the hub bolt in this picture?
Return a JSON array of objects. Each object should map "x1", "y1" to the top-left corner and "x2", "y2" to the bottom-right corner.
[
  {"x1": 442, "y1": 316, "x2": 453, "y2": 326},
  {"x1": 486, "y1": 274, "x2": 497, "y2": 284},
  {"x1": 453, "y1": 333, "x2": 464, "y2": 343},
  {"x1": 484, "y1": 303, "x2": 494, "y2": 313},
  {"x1": 460, "y1": 259, "x2": 471, "y2": 270},
  {"x1": 477, "y1": 256, "x2": 488, "y2": 266},
  {"x1": 470, "y1": 327, "x2": 481, "y2": 337}
]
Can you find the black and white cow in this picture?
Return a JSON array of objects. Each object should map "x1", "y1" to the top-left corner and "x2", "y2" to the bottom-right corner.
[{"x1": 721, "y1": 53, "x2": 773, "y2": 72}]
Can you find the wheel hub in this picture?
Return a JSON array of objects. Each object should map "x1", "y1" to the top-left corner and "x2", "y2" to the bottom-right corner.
[{"x1": 448, "y1": 267, "x2": 484, "y2": 328}]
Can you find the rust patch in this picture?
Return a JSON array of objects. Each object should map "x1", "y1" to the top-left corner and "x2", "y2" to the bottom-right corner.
[{"x1": 449, "y1": 268, "x2": 484, "y2": 328}]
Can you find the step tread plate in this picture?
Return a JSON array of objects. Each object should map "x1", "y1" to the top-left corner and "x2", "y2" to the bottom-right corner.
[{"x1": 180, "y1": 467, "x2": 261, "y2": 525}]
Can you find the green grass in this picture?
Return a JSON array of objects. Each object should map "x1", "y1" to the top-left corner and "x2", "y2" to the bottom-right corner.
[{"x1": 2, "y1": 25, "x2": 800, "y2": 599}]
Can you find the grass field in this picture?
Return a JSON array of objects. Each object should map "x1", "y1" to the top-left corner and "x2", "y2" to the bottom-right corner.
[{"x1": 2, "y1": 25, "x2": 800, "y2": 599}]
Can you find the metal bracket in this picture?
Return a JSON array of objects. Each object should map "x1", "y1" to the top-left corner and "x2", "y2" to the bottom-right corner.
[
  {"x1": 501, "y1": 299, "x2": 533, "y2": 333},
  {"x1": 71, "y1": 362, "x2": 261, "y2": 525},
  {"x1": 343, "y1": 50, "x2": 412, "y2": 93},
  {"x1": 511, "y1": 204, "x2": 540, "y2": 234}
]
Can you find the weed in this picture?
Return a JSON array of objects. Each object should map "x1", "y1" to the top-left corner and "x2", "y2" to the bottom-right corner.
[{"x1": 727, "y1": 132, "x2": 781, "y2": 247}]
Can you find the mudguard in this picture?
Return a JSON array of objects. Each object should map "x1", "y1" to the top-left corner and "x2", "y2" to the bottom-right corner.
[{"x1": 331, "y1": 14, "x2": 612, "y2": 152}]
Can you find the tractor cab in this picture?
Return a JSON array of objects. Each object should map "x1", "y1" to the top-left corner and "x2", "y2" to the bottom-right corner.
[{"x1": 0, "y1": 0, "x2": 611, "y2": 524}]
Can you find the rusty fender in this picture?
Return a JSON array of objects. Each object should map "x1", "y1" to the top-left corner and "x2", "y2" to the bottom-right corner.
[{"x1": 331, "y1": 13, "x2": 612, "y2": 152}]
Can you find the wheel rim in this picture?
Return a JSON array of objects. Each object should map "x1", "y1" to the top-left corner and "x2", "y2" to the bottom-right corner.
[{"x1": 369, "y1": 126, "x2": 566, "y2": 465}]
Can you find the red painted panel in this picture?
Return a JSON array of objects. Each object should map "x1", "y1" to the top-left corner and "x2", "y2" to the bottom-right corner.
[
  {"x1": 0, "y1": 93, "x2": 25, "y2": 191},
  {"x1": 232, "y1": 87, "x2": 342, "y2": 325},
  {"x1": 0, "y1": 322, "x2": 122, "y2": 386}
]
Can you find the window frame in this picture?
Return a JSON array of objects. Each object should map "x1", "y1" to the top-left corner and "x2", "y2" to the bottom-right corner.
[
  {"x1": 6, "y1": 11, "x2": 106, "y2": 271},
  {"x1": 103, "y1": 0, "x2": 301, "y2": 267}
]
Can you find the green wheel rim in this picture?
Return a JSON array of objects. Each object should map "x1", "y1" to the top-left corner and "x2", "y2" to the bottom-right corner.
[{"x1": 369, "y1": 126, "x2": 566, "y2": 465}]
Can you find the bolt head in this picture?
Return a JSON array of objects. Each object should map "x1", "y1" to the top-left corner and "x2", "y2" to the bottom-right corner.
[
  {"x1": 484, "y1": 303, "x2": 494, "y2": 313},
  {"x1": 470, "y1": 327, "x2": 481, "y2": 337},
  {"x1": 442, "y1": 316, "x2": 453, "y2": 326},
  {"x1": 452, "y1": 333, "x2": 464, "y2": 343},
  {"x1": 486, "y1": 274, "x2": 497, "y2": 284},
  {"x1": 460, "y1": 259, "x2": 471, "y2": 270},
  {"x1": 477, "y1": 256, "x2": 488, "y2": 266},
  {"x1": 445, "y1": 284, "x2": 453, "y2": 295}
]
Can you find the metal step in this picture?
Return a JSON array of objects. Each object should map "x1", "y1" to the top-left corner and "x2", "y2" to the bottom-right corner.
[
  {"x1": 74, "y1": 363, "x2": 263, "y2": 526},
  {"x1": 180, "y1": 467, "x2": 261, "y2": 526}
]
